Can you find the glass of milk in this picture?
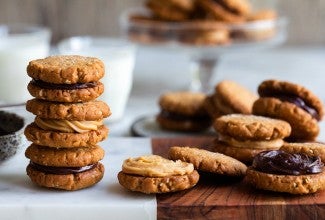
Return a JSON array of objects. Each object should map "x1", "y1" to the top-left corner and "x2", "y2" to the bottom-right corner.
[
  {"x1": 58, "y1": 37, "x2": 136, "y2": 122},
  {"x1": 0, "y1": 24, "x2": 51, "y2": 104}
]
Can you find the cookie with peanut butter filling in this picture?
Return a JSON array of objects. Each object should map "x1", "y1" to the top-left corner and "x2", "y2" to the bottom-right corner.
[
  {"x1": 169, "y1": 146, "x2": 247, "y2": 177},
  {"x1": 24, "y1": 122, "x2": 108, "y2": 148},
  {"x1": 213, "y1": 114, "x2": 291, "y2": 164},
  {"x1": 26, "y1": 99, "x2": 111, "y2": 121},
  {"x1": 253, "y1": 80, "x2": 324, "y2": 141},
  {"x1": 117, "y1": 155, "x2": 199, "y2": 194}
]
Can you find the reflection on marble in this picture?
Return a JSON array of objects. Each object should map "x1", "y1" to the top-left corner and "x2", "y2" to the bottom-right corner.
[{"x1": 0, "y1": 138, "x2": 156, "y2": 220}]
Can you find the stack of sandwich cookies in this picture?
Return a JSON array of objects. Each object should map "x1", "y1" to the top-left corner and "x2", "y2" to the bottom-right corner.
[
  {"x1": 213, "y1": 114, "x2": 291, "y2": 164},
  {"x1": 253, "y1": 80, "x2": 324, "y2": 141},
  {"x1": 24, "y1": 55, "x2": 111, "y2": 190}
]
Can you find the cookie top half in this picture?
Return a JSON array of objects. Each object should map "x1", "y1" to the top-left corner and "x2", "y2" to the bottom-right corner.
[
  {"x1": 159, "y1": 91, "x2": 208, "y2": 116},
  {"x1": 214, "y1": 114, "x2": 291, "y2": 140},
  {"x1": 27, "y1": 55, "x2": 105, "y2": 84},
  {"x1": 258, "y1": 80, "x2": 324, "y2": 120}
]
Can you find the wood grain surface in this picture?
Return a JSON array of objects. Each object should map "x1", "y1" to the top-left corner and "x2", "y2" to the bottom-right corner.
[{"x1": 152, "y1": 137, "x2": 325, "y2": 220}]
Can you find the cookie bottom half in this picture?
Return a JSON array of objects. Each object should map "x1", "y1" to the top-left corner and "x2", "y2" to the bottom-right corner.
[
  {"x1": 25, "y1": 123, "x2": 109, "y2": 148},
  {"x1": 26, "y1": 162, "x2": 105, "y2": 191},
  {"x1": 246, "y1": 167, "x2": 325, "y2": 194},
  {"x1": 117, "y1": 170, "x2": 199, "y2": 194}
]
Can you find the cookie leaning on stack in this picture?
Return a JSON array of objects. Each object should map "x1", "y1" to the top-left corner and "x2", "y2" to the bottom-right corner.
[{"x1": 24, "y1": 55, "x2": 111, "y2": 190}]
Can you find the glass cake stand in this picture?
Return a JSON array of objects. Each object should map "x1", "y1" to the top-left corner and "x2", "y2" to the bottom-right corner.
[{"x1": 120, "y1": 7, "x2": 287, "y2": 93}]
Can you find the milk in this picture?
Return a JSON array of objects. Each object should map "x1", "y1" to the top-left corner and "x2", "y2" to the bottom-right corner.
[
  {"x1": 0, "y1": 25, "x2": 51, "y2": 104},
  {"x1": 58, "y1": 37, "x2": 136, "y2": 122}
]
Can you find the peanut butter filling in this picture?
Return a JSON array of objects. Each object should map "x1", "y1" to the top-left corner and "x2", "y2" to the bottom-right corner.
[
  {"x1": 218, "y1": 134, "x2": 283, "y2": 149},
  {"x1": 35, "y1": 116, "x2": 103, "y2": 133},
  {"x1": 122, "y1": 155, "x2": 194, "y2": 177}
]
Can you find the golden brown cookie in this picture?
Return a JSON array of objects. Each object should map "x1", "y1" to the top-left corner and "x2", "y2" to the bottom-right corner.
[
  {"x1": 146, "y1": 0, "x2": 191, "y2": 21},
  {"x1": 246, "y1": 9, "x2": 277, "y2": 21},
  {"x1": 27, "y1": 55, "x2": 105, "y2": 84},
  {"x1": 197, "y1": 0, "x2": 248, "y2": 23},
  {"x1": 24, "y1": 123, "x2": 109, "y2": 148},
  {"x1": 214, "y1": 114, "x2": 291, "y2": 141},
  {"x1": 25, "y1": 144, "x2": 105, "y2": 167},
  {"x1": 253, "y1": 80, "x2": 324, "y2": 141},
  {"x1": 280, "y1": 142, "x2": 325, "y2": 162},
  {"x1": 26, "y1": 162, "x2": 104, "y2": 191},
  {"x1": 206, "y1": 80, "x2": 258, "y2": 116},
  {"x1": 27, "y1": 81, "x2": 104, "y2": 103},
  {"x1": 213, "y1": 114, "x2": 291, "y2": 163},
  {"x1": 169, "y1": 146, "x2": 247, "y2": 176},
  {"x1": 213, "y1": 140, "x2": 276, "y2": 164},
  {"x1": 246, "y1": 168, "x2": 325, "y2": 194},
  {"x1": 117, "y1": 155, "x2": 199, "y2": 194},
  {"x1": 26, "y1": 99, "x2": 111, "y2": 121},
  {"x1": 157, "y1": 91, "x2": 212, "y2": 132}
]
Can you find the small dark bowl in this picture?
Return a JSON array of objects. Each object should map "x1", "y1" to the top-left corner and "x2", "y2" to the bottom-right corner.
[{"x1": 0, "y1": 111, "x2": 25, "y2": 162}]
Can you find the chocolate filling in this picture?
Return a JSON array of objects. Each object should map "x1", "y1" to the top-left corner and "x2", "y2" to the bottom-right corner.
[
  {"x1": 29, "y1": 162, "x2": 97, "y2": 175},
  {"x1": 159, "y1": 110, "x2": 210, "y2": 122},
  {"x1": 31, "y1": 79, "x2": 97, "y2": 90},
  {"x1": 252, "y1": 150, "x2": 324, "y2": 175},
  {"x1": 267, "y1": 94, "x2": 320, "y2": 121}
]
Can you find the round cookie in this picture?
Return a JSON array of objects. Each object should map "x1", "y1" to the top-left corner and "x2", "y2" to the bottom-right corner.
[
  {"x1": 168, "y1": 146, "x2": 247, "y2": 177},
  {"x1": 26, "y1": 99, "x2": 111, "y2": 121},
  {"x1": 27, "y1": 162, "x2": 104, "y2": 191},
  {"x1": 197, "y1": 0, "x2": 248, "y2": 23},
  {"x1": 280, "y1": 142, "x2": 325, "y2": 162},
  {"x1": 27, "y1": 55, "x2": 105, "y2": 84},
  {"x1": 212, "y1": 139, "x2": 277, "y2": 164},
  {"x1": 27, "y1": 81, "x2": 104, "y2": 103},
  {"x1": 146, "y1": 0, "x2": 191, "y2": 21},
  {"x1": 118, "y1": 155, "x2": 199, "y2": 194},
  {"x1": 159, "y1": 91, "x2": 208, "y2": 116},
  {"x1": 24, "y1": 123, "x2": 109, "y2": 148},
  {"x1": 214, "y1": 114, "x2": 291, "y2": 141},
  {"x1": 246, "y1": 168, "x2": 325, "y2": 194},
  {"x1": 207, "y1": 80, "x2": 258, "y2": 116},
  {"x1": 247, "y1": 9, "x2": 277, "y2": 21},
  {"x1": 253, "y1": 80, "x2": 324, "y2": 141},
  {"x1": 157, "y1": 91, "x2": 211, "y2": 132},
  {"x1": 25, "y1": 144, "x2": 105, "y2": 167}
]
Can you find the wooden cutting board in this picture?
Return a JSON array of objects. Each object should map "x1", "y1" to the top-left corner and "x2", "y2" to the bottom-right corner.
[{"x1": 151, "y1": 137, "x2": 325, "y2": 220}]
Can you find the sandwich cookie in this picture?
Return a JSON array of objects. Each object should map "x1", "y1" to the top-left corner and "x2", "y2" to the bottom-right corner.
[
  {"x1": 157, "y1": 91, "x2": 212, "y2": 132},
  {"x1": 253, "y1": 80, "x2": 324, "y2": 141},
  {"x1": 204, "y1": 80, "x2": 258, "y2": 118},
  {"x1": 213, "y1": 114, "x2": 291, "y2": 163},
  {"x1": 26, "y1": 144, "x2": 105, "y2": 190},
  {"x1": 27, "y1": 55, "x2": 105, "y2": 102},
  {"x1": 117, "y1": 155, "x2": 199, "y2": 194},
  {"x1": 169, "y1": 146, "x2": 247, "y2": 177},
  {"x1": 246, "y1": 150, "x2": 325, "y2": 194}
]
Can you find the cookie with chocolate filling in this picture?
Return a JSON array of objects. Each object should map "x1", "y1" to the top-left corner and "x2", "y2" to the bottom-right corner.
[
  {"x1": 197, "y1": 0, "x2": 250, "y2": 23},
  {"x1": 27, "y1": 162, "x2": 104, "y2": 191},
  {"x1": 157, "y1": 91, "x2": 212, "y2": 132},
  {"x1": 146, "y1": 0, "x2": 195, "y2": 21},
  {"x1": 117, "y1": 155, "x2": 199, "y2": 194},
  {"x1": 280, "y1": 142, "x2": 325, "y2": 162},
  {"x1": 169, "y1": 146, "x2": 247, "y2": 177},
  {"x1": 213, "y1": 114, "x2": 291, "y2": 163},
  {"x1": 253, "y1": 80, "x2": 324, "y2": 141},
  {"x1": 246, "y1": 150, "x2": 325, "y2": 194},
  {"x1": 27, "y1": 55, "x2": 105, "y2": 102},
  {"x1": 204, "y1": 80, "x2": 258, "y2": 118}
]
